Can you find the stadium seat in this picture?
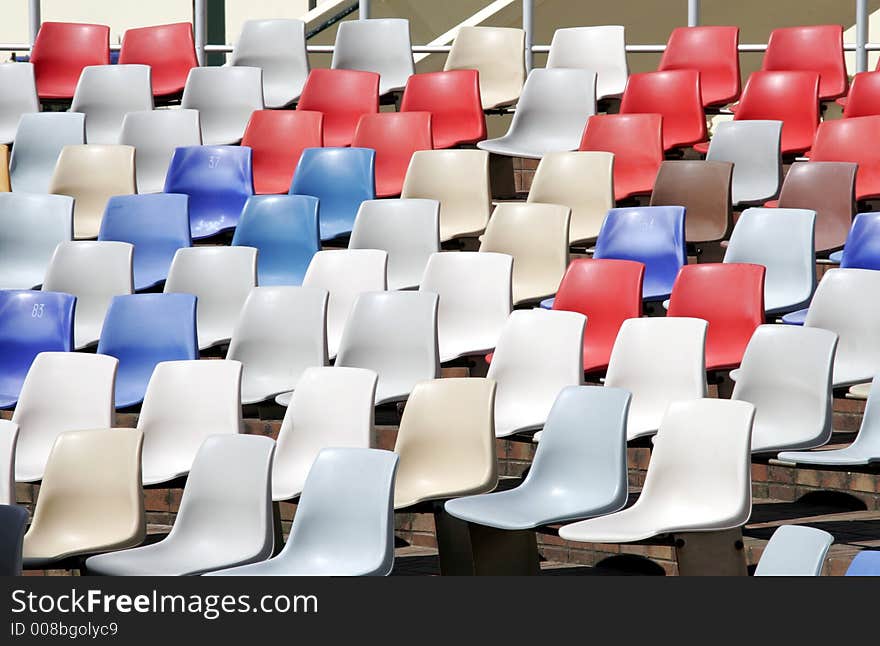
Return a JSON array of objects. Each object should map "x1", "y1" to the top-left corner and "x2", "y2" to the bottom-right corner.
[
  {"x1": 0, "y1": 193, "x2": 73, "y2": 289},
  {"x1": 9, "y1": 112, "x2": 85, "y2": 193},
  {"x1": 833, "y1": 212, "x2": 880, "y2": 268},
  {"x1": 399, "y1": 70, "x2": 486, "y2": 148},
  {"x1": 620, "y1": 70, "x2": 707, "y2": 150},
  {"x1": 0, "y1": 146, "x2": 8, "y2": 191},
  {"x1": 593, "y1": 206, "x2": 686, "y2": 302},
  {"x1": 164, "y1": 247, "x2": 257, "y2": 350},
  {"x1": 444, "y1": 26, "x2": 525, "y2": 110},
  {"x1": 420, "y1": 252, "x2": 512, "y2": 363},
  {"x1": 488, "y1": 309, "x2": 585, "y2": 438},
  {"x1": 753, "y1": 525, "x2": 833, "y2": 576},
  {"x1": 118, "y1": 23, "x2": 198, "y2": 99},
  {"x1": 48, "y1": 144, "x2": 136, "y2": 239},
  {"x1": 70, "y1": 64, "x2": 153, "y2": 144},
  {"x1": 42, "y1": 241, "x2": 133, "y2": 349},
  {"x1": 705, "y1": 120, "x2": 782, "y2": 206},
  {"x1": 97, "y1": 294, "x2": 198, "y2": 409},
  {"x1": 579, "y1": 114, "x2": 664, "y2": 201},
  {"x1": 13, "y1": 352, "x2": 116, "y2": 483},
  {"x1": 546, "y1": 26, "x2": 628, "y2": 100},
  {"x1": 231, "y1": 195, "x2": 320, "y2": 286},
  {"x1": 86, "y1": 434, "x2": 273, "y2": 576},
  {"x1": 98, "y1": 194, "x2": 192, "y2": 291},
  {"x1": 210, "y1": 447, "x2": 397, "y2": 577},
  {"x1": 336, "y1": 292, "x2": 440, "y2": 406},
  {"x1": 0, "y1": 505, "x2": 27, "y2": 576},
  {"x1": 0, "y1": 63, "x2": 38, "y2": 143},
  {"x1": 352, "y1": 112, "x2": 433, "y2": 197},
  {"x1": 0, "y1": 291, "x2": 75, "y2": 410},
  {"x1": 762, "y1": 25, "x2": 847, "y2": 101},
  {"x1": 845, "y1": 550, "x2": 880, "y2": 575},
  {"x1": 163, "y1": 145, "x2": 254, "y2": 240},
  {"x1": 401, "y1": 149, "x2": 492, "y2": 241},
  {"x1": 296, "y1": 69, "x2": 379, "y2": 147},
  {"x1": 241, "y1": 110, "x2": 322, "y2": 195},
  {"x1": 349, "y1": 199, "x2": 440, "y2": 290},
  {"x1": 289, "y1": 147, "x2": 375, "y2": 241},
  {"x1": 477, "y1": 69, "x2": 596, "y2": 159},
  {"x1": 119, "y1": 109, "x2": 202, "y2": 194},
  {"x1": 658, "y1": 26, "x2": 741, "y2": 107},
  {"x1": 181, "y1": 66, "x2": 264, "y2": 145},
  {"x1": 841, "y1": 71, "x2": 880, "y2": 118},
  {"x1": 22, "y1": 429, "x2": 144, "y2": 568},
  {"x1": 650, "y1": 160, "x2": 733, "y2": 243},
  {"x1": 331, "y1": 18, "x2": 414, "y2": 96},
  {"x1": 0, "y1": 422, "x2": 17, "y2": 504},
  {"x1": 30, "y1": 22, "x2": 110, "y2": 101},
  {"x1": 229, "y1": 19, "x2": 309, "y2": 108},
  {"x1": 227, "y1": 287, "x2": 328, "y2": 406},
  {"x1": 809, "y1": 116, "x2": 880, "y2": 202}
]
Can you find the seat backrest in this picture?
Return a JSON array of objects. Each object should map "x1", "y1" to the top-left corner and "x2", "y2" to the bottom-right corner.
[
  {"x1": 119, "y1": 109, "x2": 202, "y2": 194},
  {"x1": 809, "y1": 116, "x2": 880, "y2": 201},
  {"x1": 843, "y1": 71, "x2": 880, "y2": 118},
  {"x1": 70, "y1": 64, "x2": 154, "y2": 144},
  {"x1": 0, "y1": 421, "x2": 19, "y2": 505},
  {"x1": 706, "y1": 120, "x2": 782, "y2": 206},
  {"x1": 0, "y1": 193, "x2": 73, "y2": 289},
  {"x1": 118, "y1": 22, "x2": 198, "y2": 97},
  {"x1": 0, "y1": 62, "x2": 39, "y2": 143},
  {"x1": 444, "y1": 26, "x2": 525, "y2": 109},
  {"x1": 331, "y1": 18, "x2": 414, "y2": 95},
  {"x1": 658, "y1": 26, "x2": 741, "y2": 106},
  {"x1": 762, "y1": 24, "x2": 847, "y2": 100},
  {"x1": 241, "y1": 110, "x2": 322, "y2": 195},
  {"x1": 620, "y1": 69, "x2": 706, "y2": 149},
  {"x1": 399, "y1": 70, "x2": 486, "y2": 149},
  {"x1": 9, "y1": 112, "x2": 85, "y2": 193},
  {"x1": 180, "y1": 66, "x2": 264, "y2": 145},
  {"x1": 352, "y1": 112, "x2": 433, "y2": 198},
  {"x1": 650, "y1": 160, "x2": 733, "y2": 242},
  {"x1": 735, "y1": 71, "x2": 820, "y2": 154},
  {"x1": 754, "y1": 524, "x2": 834, "y2": 576},
  {"x1": 0, "y1": 503, "x2": 28, "y2": 575},
  {"x1": 840, "y1": 212, "x2": 880, "y2": 269},
  {"x1": 547, "y1": 26, "x2": 628, "y2": 100},
  {"x1": 845, "y1": 550, "x2": 880, "y2": 576},
  {"x1": 230, "y1": 19, "x2": 309, "y2": 108},
  {"x1": 296, "y1": 69, "x2": 379, "y2": 147},
  {"x1": 30, "y1": 22, "x2": 110, "y2": 99}
]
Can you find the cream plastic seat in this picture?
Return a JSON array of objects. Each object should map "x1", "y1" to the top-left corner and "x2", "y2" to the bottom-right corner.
[
  {"x1": 42, "y1": 241, "x2": 134, "y2": 349},
  {"x1": 420, "y1": 252, "x2": 512, "y2": 363},
  {"x1": 227, "y1": 287, "x2": 328, "y2": 406},
  {"x1": 488, "y1": 309, "x2": 585, "y2": 438},
  {"x1": 119, "y1": 109, "x2": 202, "y2": 193},
  {"x1": 9, "y1": 112, "x2": 85, "y2": 194},
  {"x1": 22, "y1": 429, "x2": 144, "y2": 568},
  {"x1": 753, "y1": 525, "x2": 833, "y2": 576},
  {"x1": 0, "y1": 193, "x2": 73, "y2": 289},
  {"x1": 164, "y1": 246, "x2": 257, "y2": 350},
  {"x1": 444, "y1": 26, "x2": 525, "y2": 110},
  {"x1": 0, "y1": 420, "x2": 19, "y2": 505},
  {"x1": 13, "y1": 352, "x2": 117, "y2": 483},
  {"x1": 229, "y1": 19, "x2": 309, "y2": 108},
  {"x1": 70, "y1": 65, "x2": 154, "y2": 144},
  {"x1": 86, "y1": 434, "x2": 274, "y2": 576},
  {"x1": 479, "y1": 203, "x2": 570, "y2": 306},
  {"x1": 48, "y1": 144, "x2": 136, "y2": 239},
  {"x1": 0, "y1": 62, "x2": 39, "y2": 144},
  {"x1": 546, "y1": 26, "x2": 629, "y2": 100},
  {"x1": 272, "y1": 367, "x2": 376, "y2": 501},
  {"x1": 559, "y1": 399, "x2": 755, "y2": 543},
  {"x1": 331, "y1": 19, "x2": 414, "y2": 96},
  {"x1": 349, "y1": 199, "x2": 440, "y2": 290},
  {"x1": 181, "y1": 66, "x2": 264, "y2": 145},
  {"x1": 394, "y1": 378, "x2": 497, "y2": 509}
]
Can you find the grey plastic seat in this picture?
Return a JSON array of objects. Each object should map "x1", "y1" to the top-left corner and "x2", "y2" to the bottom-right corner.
[
  {"x1": 349, "y1": 199, "x2": 440, "y2": 290},
  {"x1": 724, "y1": 208, "x2": 816, "y2": 314},
  {"x1": 331, "y1": 19, "x2": 414, "y2": 96},
  {"x1": 119, "y1": 109, "x2": 202, "y2": 193},
  {"x1": 229, "y1": 19, "x2": 309, "y2": 108},
  {"x1": 0, "y1": 63, "x2": 39, "y2": 144},
  {"x1": 0, "y1": 420, "x2": 19, "y2": 505},
  {"x1": 546, "y1": 26, "x2": 629, "y2": 100},
  {"x1": 754, "y1": 525, "x2": 833, "y2": 576},
  {"x1": 86, "y1": 434, "x2": 275, "y2": 576},
  {"x1": 70, "y1": 65, "x2": 154, "y2": 144},
  {"x1": 181, "y1": 66, "x2": 264, "y2": 145},
  {"x1": 477, "y1": 69, "x2": 596, "y2": 159},
  {"x1": 706, "y1": 121, "x2": 783, "y2": 206},
  {"x1": 0, "y1": 504, "x2": 27, "y2": 576},
  {"x1": 209, "y1": 447, "x2": 397, "y2": 576},
  {"x1": 0, "y1": 193, "x2": 73, "y2": 289},
  {"x1": 9, "y1": 113, "x2": 85, "y2": 193}
]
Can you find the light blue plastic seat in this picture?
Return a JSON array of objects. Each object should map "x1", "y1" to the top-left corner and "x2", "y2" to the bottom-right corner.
[
  {"x1": 753, "y1": 525, "x2": 833, "y2": 576},
  {"x1": 9, "y1": 112, "x2": 85, "y2": 193},
  {"x1": 231, "y1": 195, "x2": 320, "y2": 286},
  {"x1": 845, "y1": 550, "x2": 880, "y2": 575},
  {"x1": 0, "y1": 193, "x2": 73, "y2": 290}
]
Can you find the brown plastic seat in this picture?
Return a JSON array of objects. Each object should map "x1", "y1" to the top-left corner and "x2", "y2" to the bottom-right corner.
[
  {"x1": 650, "y1": 160, "x2": 733, "y2": 243},
  {"x1": 0, "y1": 146, "x2": 9, "y2": 192}
]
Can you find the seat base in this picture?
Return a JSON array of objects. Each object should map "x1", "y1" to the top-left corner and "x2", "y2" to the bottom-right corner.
[{"x1": 673, "y1": 528, "x2": 747, "y2": 576}]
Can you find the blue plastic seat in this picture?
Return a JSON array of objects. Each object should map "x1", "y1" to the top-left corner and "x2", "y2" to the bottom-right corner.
[
  {"x1": 230, "y1": 195, "x2": 320, "y2": 286},
  {"x1": 0, "y1": 505, "x2": 29, "y2": 576},
  {"x1": 98, "y1": 194, "x2": 192, "y2": 292},
  {"x1": 96, "y1": 294, "x2": 198, "y2": 409},
  {"x1": 0, "y1": 290, "x2": 75, "y2": 409},
  {"x1": 593, "y1": 206, "x2": 687, "y2": 301},
  {"x1": 846, "y1": 550, "x2": 880, "y2": 575},
  {"x1": 163, "y1": 145, "x2": 254, "y2": 240},
  {"x1": 289, "y1": 147, "x2": 375, "y2": 241}
]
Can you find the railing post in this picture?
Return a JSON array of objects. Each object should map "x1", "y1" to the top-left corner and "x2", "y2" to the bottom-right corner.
[
  {"x1": 360, "y1": 0, "x2": 370, "y2": 20},
  {"x1": 857, "y1": 0, "x2": 869, "y2": 73},
  {"x1": 523, "y1": 0, "x2": 534, "y2": 71},
  {"x1": 688, "y1": 0, "x2": 700, "y2": 27},
  {"x1": 193, "y1": 0, "x2": 207, "y2": 65},
  {"x1": 28, "y1": 0, "x2": 41, "y2": 46}
]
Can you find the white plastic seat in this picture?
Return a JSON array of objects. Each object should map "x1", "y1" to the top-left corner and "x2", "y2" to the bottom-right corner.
[
  {"x1": 164, "y1": 247, "x2": 257, "y2": 350},
  {"x1": 419, "y1": 252, "x2": 512, "y2": 363},
  {"x1": 9, "y1": 113, "x2": 85, "y2": 194},
  {"x1": 444, "y1": 26, "x2": 525, "y2": 110},
  {"x1": 753, "y1": 525, "x2": 833, "y2": 576},
  {"x1": 119, "y1": 109, "x2": 202, "y2": 193},
  {"x1": 477, "y1": 69, "x2": 596, "y2": 159},
  {"x1": 0, "y1": 63, "x2": 39, "y2": 144},
  {"x1": 706, "y1": 120, "x2": 783, "y2": 206},
  {"x1": 546, "y1": 26, "x2": 629, "y2": 100},
  {"x1": 348, "y1": 199, "x2": 440, "y2": 290},
  {"x1": 181, "y1": 66, "x2": 264, "y2": 145},
  {"x1": 85, "y1": 434, "x2": 274, "y2": 576},
  {"x1": 488, "y1": 309, "x2": 585, "y2": 438},
  {"x1": 70, "y1": 65, "x2": 154, "y2": 144},
  {"x1": 0, "y1": 420, "x2": 19, "y2": 505},
  {"x1": 229, "y1": 19, "x2": 309, "y2": 108},
  {"x1": 227, "y1": 287, "x2": 328, "y2": 406},
  {"x1": 331, "y1": 19, "x2": 414, "y2": 96},
  {"x1": 42, "y1": 241, "x2": 134, "y2": 349},
  {"x1": 0, "y1": 193, "x2": 73, "y2": 289}
]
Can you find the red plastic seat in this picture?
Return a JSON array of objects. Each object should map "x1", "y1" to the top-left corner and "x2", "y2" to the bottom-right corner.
[
  {"x1": 399, "y1": 70, "x2": 486, "y2": 149},
  {"x1": 809, "y1": 116, "x2": 880, "y2": 201},
  {"x1": 658, "y1": 26, "x2": 741, "y2": 107},
  {"x1": 118, "y1": 23, "x2": 198, "y2": 98},
  {"x1": 241, "y1": 110, "x2": 324, "y2": 195},
  {"x1": 352, "y1": 112, "x2": 433, "y2": 198},
  {"x1": 296, "y1": 69, "x2": 379, "y2": 148},
  {"x1": 31, "y1": 22, "x2": 110, "y2": 100},
  {"x1": 579, "y1": 114, "x2": 664, "y2": 201},
  {"x1": 666, "y1": 263, "x2": 765, "y2": 371},
  {"x1": 842, "y1": 71, "x2": 880, "y2": 118},
  {"x1": 762, "y1": 25, "x2": 847, "y2": 101},
  {"x1": 619, "y1": 70, "x2": 707, "y2": 151}
]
